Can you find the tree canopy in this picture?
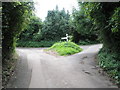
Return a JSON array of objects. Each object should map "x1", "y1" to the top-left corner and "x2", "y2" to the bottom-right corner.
[
  {"x1": 82, "y1": 2, "x2": 120, "y2": 52},
  {"x1": 2, "y1": 2, "x2": 34, "y2": 61},
  {"x1": 41, "y1": 6, "x2": 72, "y2": 41},
  {"x1": 18, "y1": 15, "x2": 43, "y2": 41},
  {"x1": 72, "y1": 4, "x2": 99, "y2": 43}
]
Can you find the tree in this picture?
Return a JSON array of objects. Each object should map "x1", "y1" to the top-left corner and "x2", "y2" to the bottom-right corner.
[
  {"x1": 81, "y1": 2, "x2": 120, "y2": 85},
  {"x1": 72, "y1": 3, "x2": 98, "y2": 43},
  {"x1": 2, "y1": 2, "x2": 34, "y2": 62},
  {"x1": 82, "y1": 2, "x2": 120, "y2": 52},
  {"x1": 18, "y1": 15, "x2": 43, "y2": 41},
  {"x1": 41, "y1": 6, "x2": 72, "y2": 41}
]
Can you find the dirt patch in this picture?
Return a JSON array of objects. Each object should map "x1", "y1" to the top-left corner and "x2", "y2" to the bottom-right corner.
[{"x1": 44, "y1": 50, "x2": 60, "y2": 57}]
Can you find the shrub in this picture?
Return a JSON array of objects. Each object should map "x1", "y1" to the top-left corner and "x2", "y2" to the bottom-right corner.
[
  {"x1": 17, "y1": 41, "x2": 56, "y2": 47},
  {"x1": 98, "y1": 48, "x2": 120, "y2": 86},
  {"x1": 78, "y1": 40, "x2": 100, "y2": 45}
]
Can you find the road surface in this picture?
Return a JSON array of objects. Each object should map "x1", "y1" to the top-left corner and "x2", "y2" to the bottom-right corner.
[{"x1": 7, "y1": 44, "x2": 117, "y2": 88}]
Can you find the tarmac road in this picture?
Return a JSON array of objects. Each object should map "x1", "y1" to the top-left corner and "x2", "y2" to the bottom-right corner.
[{"x1": 7, "y1": 44, "x2": 118, "y2": 88}]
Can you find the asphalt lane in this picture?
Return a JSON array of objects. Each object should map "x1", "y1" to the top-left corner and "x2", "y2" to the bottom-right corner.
[{"x1": 7, "y1": 44, "x2": 118, "y2": 88}]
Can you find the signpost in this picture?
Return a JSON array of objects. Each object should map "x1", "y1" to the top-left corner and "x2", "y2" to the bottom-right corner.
[{"x1": 61, "y1": 34, "x2": 70, "y2": 42}]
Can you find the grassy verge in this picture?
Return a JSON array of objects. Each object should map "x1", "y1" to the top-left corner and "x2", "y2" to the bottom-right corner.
[
  {"x1": 98, "y1": 48, "x2": 120, "y2": 87},
  {"x1": 2, "y1": 53, "x2": 18, "y2": 88},
  {"x1": 47, "y1": 41, "x2": 83, "y2": 56},
  {"x1": 17, "y1": 40, "x2": 56, "y2": 47}
]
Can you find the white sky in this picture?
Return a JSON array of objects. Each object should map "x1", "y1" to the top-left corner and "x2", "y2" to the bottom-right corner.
[{"x1": 33, "y1": 0, "x2": 78, "y2": 21}]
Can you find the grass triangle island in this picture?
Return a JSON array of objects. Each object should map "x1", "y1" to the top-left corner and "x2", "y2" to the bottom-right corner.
[{"x1": 46, "y1": 41, "x2": 83, "y2": 56}]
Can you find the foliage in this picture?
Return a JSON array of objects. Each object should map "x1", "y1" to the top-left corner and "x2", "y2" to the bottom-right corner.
[
  {"x1": 78, "y1": 40, "x2": 99, "y2": 45},
  {"x1": 41, "y1": 6, "x2": 72, "y2": 41},
  {"x1": 2, "y1": 53, "x2": 18, "y2": 87},
  {"x1": 110, "y1": 7, "x2": 120, "y2": 33},
  {"x1": 98, "y1": 48, "x2": 120, "y2": 85},
  {"x1": 48, "y1": 41, "x2": 83, "y2": 56},
  {"x1": 18, "y1": 15, "x2": 43, "y2": 41},
  {"x1": 71, "y1": 3, "x2": 99, "y2": 43},
  {"x1": 2, "y1": 2, "x2": 34, "y2": 87},
  {"x1": 82, "y1": 2, "x2": 120, "y2": 86},
  {"x1": 83, "y1": 2, "x2": 120, "y2": 52},
  {"x1": 2, "y1": 2, "x2": 34, "y2": 61},
  {"x1": 17, "y1": 40, "x2": 56, "y2": 47}
]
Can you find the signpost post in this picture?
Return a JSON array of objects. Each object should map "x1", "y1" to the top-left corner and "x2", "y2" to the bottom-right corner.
[{"x1": 61, "y1": 34, "x2": 70, "y2": 42}]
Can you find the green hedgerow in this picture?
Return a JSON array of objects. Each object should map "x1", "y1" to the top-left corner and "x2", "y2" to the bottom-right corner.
[
  {"x1": 17, "y1": 40, "x2": 56, "y2": 47},
  {"x1": 98, "y1": 48, "x2": 120, "y2": 86}
]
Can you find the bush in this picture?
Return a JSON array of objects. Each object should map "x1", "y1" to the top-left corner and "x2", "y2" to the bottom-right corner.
[
  {"x1": 17, "y1": 41, "x2": 56, "y2": 47},
  {"x1": 98, "y1": 48, "x2": 120, "y2": 86},
  {"x1": 78, "y1": 40, "x2": 100, "y2": 45},
  {"x1": 48, "y1": 41, "x2": 83, "y2": 56},
  {"x1": 2, "y1": 53, "x2": 18, "y2": 87}
]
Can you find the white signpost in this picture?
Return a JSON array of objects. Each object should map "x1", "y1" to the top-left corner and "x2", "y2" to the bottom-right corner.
[{"x1": 61, "y1": 34, "x2": 70, "y2": 42}]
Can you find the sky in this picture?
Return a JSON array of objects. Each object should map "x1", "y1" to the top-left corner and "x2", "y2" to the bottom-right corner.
[{"x1": 33, "y1": 0, "x2": 78, "y2": 21}]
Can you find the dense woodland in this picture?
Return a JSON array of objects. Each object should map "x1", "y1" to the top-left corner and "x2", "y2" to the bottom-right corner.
[{"x1": 2, "y1": 1, "x2": 120, "y2": 87}]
